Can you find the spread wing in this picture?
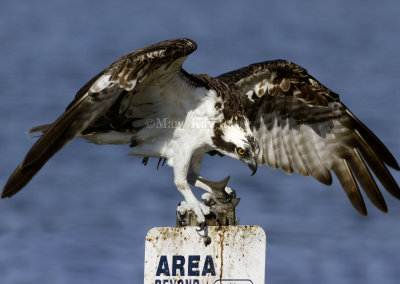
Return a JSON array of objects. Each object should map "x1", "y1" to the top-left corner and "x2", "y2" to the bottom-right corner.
[
  {"x1": 2, "y1": 38, "x2": 198, "y2": 198},
  {"x1": 218, "y1": 60, "x2": 400, "y2": 215}
]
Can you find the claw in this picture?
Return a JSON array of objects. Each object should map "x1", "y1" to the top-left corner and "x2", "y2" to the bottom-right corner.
[
  {"x1": 202, "y1": 193, "x2": 216, "y2": 207},
  {"x1": 196, "y1": 222, "x2": 209, "y2": 239},
  {"x1": 222, "y1": 187, "x2": 240, "y2": 208},
  {"x1": 177, "y1": 214, "x2": 189, "y2": 226},
  {"x1": 207, "y1": 206, "x2": 219, "y2": 221},
  {"x1": 196, "y1": 221, "x2": 206, "y2": 232},
  {"x1": 223, "y1": 187, "x2": 236, "y2": 203},
  {"x1": 224, "y1": 187, "x2": 236, "y2": 198}
]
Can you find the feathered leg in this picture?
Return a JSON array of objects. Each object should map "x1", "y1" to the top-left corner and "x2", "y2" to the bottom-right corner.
[{"x1": 173, "y1": 150, "x2": 210, "y2": 226}]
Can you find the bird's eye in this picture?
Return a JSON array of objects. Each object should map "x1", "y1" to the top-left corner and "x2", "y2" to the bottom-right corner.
[{"x1": 237, "y1": 148, "x2": 245, "y2": 155}]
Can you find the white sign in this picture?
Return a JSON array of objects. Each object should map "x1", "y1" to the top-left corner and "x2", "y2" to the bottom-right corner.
[{"x1": 144, "y1": 226, "x2": 266, "y2": 284}]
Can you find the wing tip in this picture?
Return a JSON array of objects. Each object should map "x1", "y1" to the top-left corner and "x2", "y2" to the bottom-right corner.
[
  {"x1": 353, "y1": 201, "x2": 368, "y2": 217},
  {"x1": 2, "y1": 183, "x2": 21, "y2": 199},
  {"x1": 1, "y1": 182, "x2": 20, "y2": 199},
  {"x1": 1, "y1": 191, "x2": 13, "y2": 199},
  {"x1": 2, "y1": 162, "x2": 38, "y2": 200},
  {"x1": 372, "y1": 199, "x2": 389, "y2": 214},
  {"x1": 359, "y1": 209, "x2": 368, "y2": 217},
  {"x1": 391, "y1": 161, "x2": 400, "y2": 171},
  {"x1": 383, "y1": 155, "x2": 400, "y2": 171},
  {"x1": 387, "y1": 184, "x2": 400, "y2": 200},
  {"x1": 357, "y1": 202, "x2": 389, "y2": 216}
]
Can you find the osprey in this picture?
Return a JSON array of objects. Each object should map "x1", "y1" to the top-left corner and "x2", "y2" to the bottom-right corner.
[{"x1": 2, "y1": 38, "x2": 399, "y2": 225}]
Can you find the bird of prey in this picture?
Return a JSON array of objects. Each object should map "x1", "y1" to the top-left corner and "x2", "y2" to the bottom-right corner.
[{"x1": 2, "y1": 38, "x2": 399, "y2": 225}]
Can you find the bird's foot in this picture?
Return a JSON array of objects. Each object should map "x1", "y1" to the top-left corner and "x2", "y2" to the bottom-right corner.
[
  {"x1": 176, "y1": 199, "x2": 210, "y2": 229},
  {"x1": 201, "y1": 187, "x2": 236, "y2": 205},
  {"x1": 198, "y1": 176, "x2": 239, "y2": 226},
  {"x1": 177, "y1": 176, "x2": 240, "y2": 228},
  {"x1": 176, "y1": 200, "x2": 212, "y2": 242}
]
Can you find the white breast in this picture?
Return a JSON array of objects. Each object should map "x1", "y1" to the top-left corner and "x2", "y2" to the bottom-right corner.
[{"x1": 129, "y1": 77, "x2": 223, "y2": 161}]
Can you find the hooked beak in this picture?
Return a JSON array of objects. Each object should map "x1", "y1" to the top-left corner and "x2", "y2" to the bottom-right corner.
[{"x1": 248, "y1": 159, "x2": 258, "y2": 176}]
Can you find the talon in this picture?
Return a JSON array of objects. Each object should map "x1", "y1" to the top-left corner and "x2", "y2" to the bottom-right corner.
[
  {"x1": 177, "y1": 214, "x2": 189, "y2": 226},
  {"x1": 196, "y1": 221, "x2": 206, "y2": 231},
  {"x1": 196, "y1": 222, "x2": 209, "y2": 239},
  {"x1": 220, "y1": 186, "x2": 237, "y2": 203},
  {"x1": 209, "y1": 206, "x2": 218, "y2": 216},
  {"x1": 202, "y1": 193, "x2": 216, "y2": 207},
  {"x1": 207, "y1": 206, "x2": 219, "y2": 221}
]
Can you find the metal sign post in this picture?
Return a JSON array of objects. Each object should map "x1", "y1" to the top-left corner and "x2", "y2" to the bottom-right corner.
[{"x1": 144, "y1": 179, "x2": 267, "y2": 283}]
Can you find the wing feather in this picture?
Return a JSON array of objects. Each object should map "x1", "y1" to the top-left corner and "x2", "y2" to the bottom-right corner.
[
  {"x1": 264, "y1": 119, "x2": 276, "y2": 168},
  {"x1": 287, "y1": 121, "x2": 309, "y2": 176},
  {"x1": 2, "y1": 38, "x2": 197, "y2": 198},
  {"x1": 354, "y1": 129, "x2": 400, "y2": 199},
  {"x1": 218, "y1": 59, "x2": 399, "y2": 214},
  {"x1": 279, "y1": 118, "x2": 294, "y2": 174},
  {"x1": 331, "y1": 159, "x2": 367, "y2": 216},
  {"x1": 347, "y1": 149, "x2": 387, "y2": 212},
  {"x1": 308, "y1": 127, "x2": 333, "y2": 185},
  {"x1": 2, "y1": 90, "x2": 118, "y2": 197}
]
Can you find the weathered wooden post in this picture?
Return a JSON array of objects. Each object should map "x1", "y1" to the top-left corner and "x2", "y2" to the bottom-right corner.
[{"x1": 144, "y1": 178, "x2": 266, "y2": 283}]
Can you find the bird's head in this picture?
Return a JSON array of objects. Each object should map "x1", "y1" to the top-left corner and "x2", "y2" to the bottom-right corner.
[{"x1": 211, "y1": 115, "x2": 260, "y2": 175}]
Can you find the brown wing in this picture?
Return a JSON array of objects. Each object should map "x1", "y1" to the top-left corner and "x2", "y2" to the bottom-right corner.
[
  {"x1": 2, "y1": 38, "x2": 197, "y2": 198},
  {"x1": 218, "y1": 60, "x2": 400, "y2": 215}
]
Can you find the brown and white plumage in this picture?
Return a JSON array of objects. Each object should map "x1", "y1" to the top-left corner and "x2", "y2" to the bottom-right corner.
[
  {"x1": 2, "y1": 38, "x2": 200, "y2": 198},
  {"x1": 218, "y1": 60, "x2": 400, "y2": 215},
  {"x1": 2, "y1": 38, "x2": 399, "y2": 222}
]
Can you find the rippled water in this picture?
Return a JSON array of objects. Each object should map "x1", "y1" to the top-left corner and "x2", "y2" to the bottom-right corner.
[{"x1": 0, "y1": 1, "x2": 399, "y2": 283}]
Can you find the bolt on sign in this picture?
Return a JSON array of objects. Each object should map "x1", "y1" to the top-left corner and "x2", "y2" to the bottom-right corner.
[{"x1": 144, "y1": 226, "x2": 266, "y2": 283}]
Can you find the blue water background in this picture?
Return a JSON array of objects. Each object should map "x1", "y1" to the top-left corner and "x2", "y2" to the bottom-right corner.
[{"x1": 0, "y1": 1, "x2": 399, "y2": 283}]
